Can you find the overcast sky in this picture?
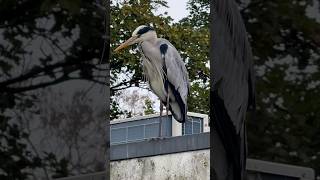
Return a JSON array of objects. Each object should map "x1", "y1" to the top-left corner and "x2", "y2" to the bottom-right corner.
[
  {"x1": 112, "y1": 0, "x2": 190, "y2": 22},
  {"x1": 156, "y1": 0, "x2": 190, "y2": 22}
]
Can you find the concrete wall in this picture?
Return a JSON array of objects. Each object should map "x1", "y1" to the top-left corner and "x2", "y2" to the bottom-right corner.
[
  {"x1": 55, "y1": 133, "x2": 315, "y2": 180},
  {"x1": 111, "y1": 150, "x2": 209, "y2": 180}
]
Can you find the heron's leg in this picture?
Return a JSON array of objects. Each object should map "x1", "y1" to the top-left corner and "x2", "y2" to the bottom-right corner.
[
  {"x1": 159, "y1": 102, "x2": 163, "y2": 137},
  {"x1": 166, "y1": 90, "x2": 170, "y2": 137},
  {"x1": 166, "y1": 94, "x2": 169, "y2": 116}
]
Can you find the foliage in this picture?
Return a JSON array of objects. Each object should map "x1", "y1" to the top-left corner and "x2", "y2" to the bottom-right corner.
[
  {"x1": 0, "y1": 117, "x2": 39, "y2": 180},
  {"x1": 144, "y1": 98, "x2": 155, "y2": 115},
  {"x1": 113, "y1": 89, "x2": 156, "y2": 118},
  {"x1": 0, "y1": 114, "x2": 71, "y2": 180},
  {"x1": 110, "y1": 100, "x2": 126, "y2": 120},
  {"x1": 243, "y1": 0, "x2": 320, "y2": 176}
]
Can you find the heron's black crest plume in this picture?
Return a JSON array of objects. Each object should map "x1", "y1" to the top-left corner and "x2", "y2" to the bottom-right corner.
[{"x1": 137, "y1": 26, "x2": 154, "y2": 36}]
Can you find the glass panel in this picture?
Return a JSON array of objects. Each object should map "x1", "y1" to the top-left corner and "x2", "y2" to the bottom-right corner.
[
  {"x1": 111, "y1": 128, "x2": 127, "y2": 144},
  {"x1": 145, "y1": 123, "x2": 159, "y2": 138},
  {"x1": 184, "y1": 119, "x2": 192, "y2": 135},
  {"x1": 193, "y1": 122, "x2": 201, "y2": 134},
  {"x1": 127, "y1": 125, "x2": 144, "y2": 141},
  {"x1": 193, "y1": 118, "x2": 201, "y2": 124},
  {"x1": 161, "y1": 118, "x2": 171, "y2": 136}
]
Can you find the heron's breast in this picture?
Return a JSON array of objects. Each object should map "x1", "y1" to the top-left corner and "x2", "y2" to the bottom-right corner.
[{"x1": 149, "y1": 77, "x2": 166, "y2": 102}]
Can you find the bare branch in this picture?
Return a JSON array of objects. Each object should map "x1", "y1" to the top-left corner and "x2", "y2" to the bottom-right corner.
[{"x1": 2, "y1": 76, "x2": 107, "y2": 93}]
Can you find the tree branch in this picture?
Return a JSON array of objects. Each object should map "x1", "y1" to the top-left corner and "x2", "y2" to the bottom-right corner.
[
  {"x1": 2, "y1": 76, "x2": 107, "y2": 93},
  {"x1": 0, "y1": 59, "x2": 87, "y2": 87}
]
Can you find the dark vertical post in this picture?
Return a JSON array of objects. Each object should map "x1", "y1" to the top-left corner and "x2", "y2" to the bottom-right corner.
[
  {"x1": 210, "y1": 0, "x2": 216, "y2": 179},
  {"x1": 104, "y1": 0, "x2": 110, "y2": 179}
]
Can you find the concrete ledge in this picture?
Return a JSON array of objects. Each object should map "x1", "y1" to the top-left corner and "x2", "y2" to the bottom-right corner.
[
  {"x1": 54, "y1": 171, "x2": 106, "y2": 180},
  {"x1": 247, "y1": 159, "x2": 315, "y2": 179},
  {"x1": 110, "y1": 132, "x2": 210, "y2": 161}
]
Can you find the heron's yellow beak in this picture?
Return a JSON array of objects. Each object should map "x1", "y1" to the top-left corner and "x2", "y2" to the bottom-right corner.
[{"x1": 114, "y1": 36, "x2": 138, "y2": 52}]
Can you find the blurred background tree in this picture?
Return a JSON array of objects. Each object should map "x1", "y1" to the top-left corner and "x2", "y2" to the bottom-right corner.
[
  {"x1": 244, "y1": 1, "x2": 320, "y2": 177},
  {"x1": 184, "y1": 0, "x2": 320, "y2": 177},
  {"x1": 0, "y1": 0, "x2": 108, "y2": 179},
  {"x1": 144, "y1": 98, "x2": 156, "y2": 115}
]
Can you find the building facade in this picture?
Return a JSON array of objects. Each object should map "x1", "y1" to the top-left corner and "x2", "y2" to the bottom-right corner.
[{"x1": 56, "y1": 113, "x2": 315, "y2": 180}]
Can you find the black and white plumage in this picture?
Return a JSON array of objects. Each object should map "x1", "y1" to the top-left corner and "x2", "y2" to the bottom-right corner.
[
  {"x1": 115, "y1": 25, "x2": 190, "y2": 130},
  {"x1": 211, "y1": 0, "x2": 255, "y2": 179}
]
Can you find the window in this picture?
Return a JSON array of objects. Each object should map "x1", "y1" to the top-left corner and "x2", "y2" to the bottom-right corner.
[
  {"x1": 110, "y1": 117, "x2": 172, "y2": 144},
  {"x1": 145, "y1": 123, "x2": 159, "y2": 138},
  {"x1": 182, "y1": 117, "x2": 203, "y2": 135},
  {"x1": 127, "y1": 125, "x2": 144, "y2": 142},
  {"x1": 111, "y1": 128, "x2": 127, "y2": 144}
]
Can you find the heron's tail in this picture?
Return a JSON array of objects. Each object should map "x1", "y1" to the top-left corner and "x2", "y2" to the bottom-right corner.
[
  {"x1": 169, "y1": 102, "x2": 186, "y2": 123},
  {"x1": 162, "y1": 81, "x2": 187, "y2": 123}
]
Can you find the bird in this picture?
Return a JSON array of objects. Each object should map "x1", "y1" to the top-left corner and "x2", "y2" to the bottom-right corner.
[
  {"x1": 114, "y1": 25, "x2": 190, "y2": 137},
  {"x1": 211, "y1": 0, "x2": 255, "y2": 179}
]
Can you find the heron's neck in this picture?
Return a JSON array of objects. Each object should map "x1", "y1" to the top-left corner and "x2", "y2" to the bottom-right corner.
[{"x1": 144, "y1": 37, "x2": 157, "y2": 45}]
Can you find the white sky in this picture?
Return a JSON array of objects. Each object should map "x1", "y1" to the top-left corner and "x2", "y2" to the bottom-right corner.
[
  {"x1": 156, "y1": 0, "x2": 190, "y2": 22},
  {"x1": 112, "y1": 0, "x2": 190, "y2": 22}
]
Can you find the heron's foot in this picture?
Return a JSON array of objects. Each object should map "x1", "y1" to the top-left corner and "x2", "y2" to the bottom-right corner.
[
  {"x1": 147, "y1": 138, "x2": 155, "y2": 142},
  {"x1": 159, "y1": 136, "x2": 166, "y2": 140},
  {"x1": 148, "y1": 136, "x2": 166, "y2": 141}
]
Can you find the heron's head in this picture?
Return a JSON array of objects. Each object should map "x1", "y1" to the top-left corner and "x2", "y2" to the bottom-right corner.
[{"x1": 114, "y1": 25, "x2": 157, "y2": 52}]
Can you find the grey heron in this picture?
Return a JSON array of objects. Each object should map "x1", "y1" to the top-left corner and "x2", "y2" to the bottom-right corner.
[
  {"x1": 114, "y1": 25, "x2": 190, "y2": 137},
  {"x1": 211, "y1": 0, "x2": 255, "y2": 179}
]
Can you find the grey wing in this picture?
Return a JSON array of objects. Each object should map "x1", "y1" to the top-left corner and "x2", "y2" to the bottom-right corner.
[
  {"x1": 165, "y1": 44, "x2": 189, "y2": 105},
  {"x1": 212, "y1": 0, "x2": 255, "y2": 179},
  {"x1": 159, "y1": 40, "x2": 189, "y2": 122}
]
